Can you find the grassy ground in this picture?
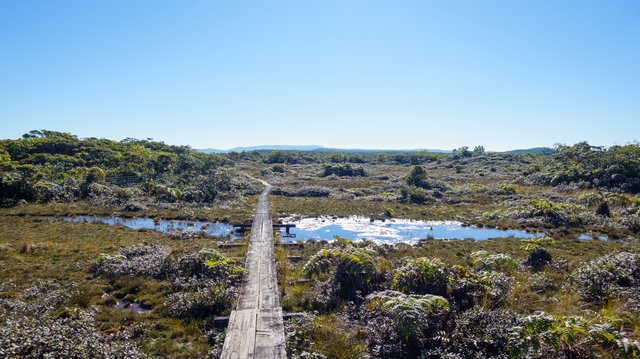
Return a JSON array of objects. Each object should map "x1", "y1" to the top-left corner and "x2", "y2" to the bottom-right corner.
[
  {"x1": 260, "y1": 158, "x2": 640, "y2": 357},
  {"x1": 2, "y1": 156, "x2": 639, "y2": 357},
  {"x1": 264, "y1": 160, "x2": 639, "y2": 242},
  {"x1": 0, "y1": 196, "x2": 258, "y2": 223},
  {"x1": 0, "y1": 215, "x2": 249, "y2": 358},
  {"x1": 277, "y1": 232, "x2": 640, "y2": 357}
]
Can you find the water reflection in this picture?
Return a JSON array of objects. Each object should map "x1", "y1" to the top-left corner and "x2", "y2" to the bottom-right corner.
[
  {"x1": 278, "y1": 216, "x2": 543, "y2": 244},
  {"x1": 64, "y1": 215, "x2": 238, "y2": 239}
]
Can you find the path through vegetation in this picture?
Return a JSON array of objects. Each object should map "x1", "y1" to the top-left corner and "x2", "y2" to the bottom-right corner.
[{"x1": 220, "y1": 180, "x2": 286, "y2": 358}]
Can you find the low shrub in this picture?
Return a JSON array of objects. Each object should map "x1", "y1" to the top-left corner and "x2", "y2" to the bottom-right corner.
[
  {"x1": 571, "y1": 251, "x2": 640, "y2": 303},
  {"x1": 391, "y1": 258, "x2": 449, "y2": 296},
  {"x1": 507, "y1": 313, "x2": 640, "y2": 358},
  {"x1": 92, "y1": 245, "x2": 171, "y2": 279},
  {"x1": 447, "y1": 265, "x2": 490, "y2": 310},
  {"x1": 0, "y1": 309, "x2": 145, "y2": 358},
  {"x1": 366, "y1": 290, "x2": 449, "y2": 340},
  {"x1": 400, "y1": 187, "x2": 437, "y2": 205},
  {"x1": 177, "y1": 248, "x2": 244, "y2": 280},
  {"x1": 427, "y1": 309, "x2": 640, "y2": 358},
  {"x1": 303, "y1": 245, "x2": 380, "y2": 300},
  {"x1": 406, "y1": 166, "x2": 448, "y2": 191},
  {"x1": 525, "y1": 247, "x2": 553, "y2": 272},
  {"x1": 480, "y1": 270, "x2": 514, "y2": 306},
  {"x1": 322, "y1": 164, "x2": 367, "y2": 177},
  {"x1": 470, "y1": 251, "x2": 518, "y2": 273},
  {"x1": 521, "y1": 238, "x2": 555, "y2": 271},
  {"x1": 424, "y1": 307, "x2": 522, "y2": 358},
  {"x1": 490, "y1": 183, "x2": 517, "y2": 196},
  {"x1": 166, "y1": 278, "x2": 238, "y2": 318},
  {"x1": 526, "y1": 199, "x2": 581, "y2": 226},
  {"x1": 123, "y1": 201, "x2": 148, "y2": 212},
  {"x1": 364, "y1": 290, "x2": 449, "y2": 356},
  {"x1": 166, "y1": 248, "x2": 244, "y2": 318},
  {"x1": 273, "y1": 186, "x2": 333, "y2": 197}
]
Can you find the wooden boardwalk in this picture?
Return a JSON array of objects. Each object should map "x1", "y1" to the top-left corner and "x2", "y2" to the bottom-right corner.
[{"x1": 220, "y1": 181, "x2": 286, "y2": 358}]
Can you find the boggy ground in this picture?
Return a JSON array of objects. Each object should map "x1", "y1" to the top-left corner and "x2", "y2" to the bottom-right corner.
[
  {"x1": 2, "y1": 148, "x2": 640, "y2": 358},
  {"x1": 240, "y1": 152, "x2": 640, "y2": 358},
  {"x1": 0, "y1": 195, "x2": 258, "y2": 223},
  {"x1": 0, "y1": 215, "x2": 249, "y2": 358},
  {"x1": 247, "y1": 154, "x2": 640, "y2": 241}
]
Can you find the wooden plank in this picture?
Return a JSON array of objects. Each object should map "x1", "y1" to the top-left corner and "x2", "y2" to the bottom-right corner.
[
  {"x1": 255, "y1": 307, "x2": 286, "y2": 357},
  {"x1": 220, "y1": 182, "x2": 287, "y2": 359},
  {"x1": 221, "y1": 309, "x2": 257, "y2": 359}
]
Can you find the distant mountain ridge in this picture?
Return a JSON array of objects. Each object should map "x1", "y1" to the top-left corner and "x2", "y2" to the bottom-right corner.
[
  {"x1": 199, "y1": 145, "x2": 323, "y2": 153},
  {"x1": 507, "y1": 147, "x2": 555, "y2": 154},
  {"x1": 198, "y1": 145, "x2": 452, "y2": 154},
  {"x1": 198, "y1": 145, "x2": 553, "y2": 154},
  {"x1": 311, "y1": 147, "x2": 452, "y2": 154}
]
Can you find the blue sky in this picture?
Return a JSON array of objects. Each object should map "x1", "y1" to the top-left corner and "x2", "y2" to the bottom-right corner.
[{"x1": 1, "y1": 0, "x2": 638, "y2": 150}]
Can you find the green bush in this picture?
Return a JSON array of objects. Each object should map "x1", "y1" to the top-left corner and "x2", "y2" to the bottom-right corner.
[
  {"x1": 470, "y1": 251, "x2": 518, "y2": 273},
  {"x1": 322, "y1": 164, "x2": 367, "y2": 177},
  {"x1": 391, "y1": 258, "x2": 449, "y2": 296},
  {"x1": 0, "y1": 130, "x2": 249, "y2": 206},
  {"x1": 400, "y1": 187, "x2": 434, "y2": 204},
  {"x1": 366, "y1": 290, "x2": 449, "y2": 341},
  {"x1": 453, "y1": 146, "x2": 472, "y2": 158},
  {"x1": 424, "y1": 307, "x2": 522, "y2": 358},
  {"x1": 521, "y1": 237, "x2": 555, "y2": 271},
  {"x1": 508, "y1": 313, "x2": 640, "y2": 358},
  {"x1": 85, "y1": 167, "x2": 106, "y2": 184},
  {"x1": 406, "y1": 166, "x2": 448, "y2": 191},
  {"x1": 303, "y1": 245, "x2": 380, "y2": 299},
  {"x1": 529, "y1": 142, "x2": 640, "y2": 193},
  {"x1": 429, "y1": 309, "x2": 640, "y2": 358}
]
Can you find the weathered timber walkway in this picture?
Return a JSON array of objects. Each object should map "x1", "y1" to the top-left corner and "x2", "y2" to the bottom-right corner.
[{"x1": 220, "y1": 180, "x2": 286, "y2": 358}]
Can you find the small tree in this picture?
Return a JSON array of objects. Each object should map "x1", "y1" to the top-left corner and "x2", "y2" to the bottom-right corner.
[
  {"x1": 454, "y1": 146, "x2": 472, "y2": 158},
  {"x1": 407, "y1": 165, "x2": 427, "y2": 186},
  {"x1": 473, "y1": 145, "x2": 486, "y2": 156},
  {"x1": 265, "y1": 150, "x2": 287, "y2": 164}
]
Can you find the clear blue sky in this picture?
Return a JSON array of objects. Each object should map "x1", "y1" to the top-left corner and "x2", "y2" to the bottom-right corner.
[{"x1": 1, "y1": 1, "x2": 639, "y2": 150}]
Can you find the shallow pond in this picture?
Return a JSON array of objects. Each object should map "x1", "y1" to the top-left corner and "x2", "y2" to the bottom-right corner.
[
  {"x1": 578, "y1": 233, "x2": 609, "y2": 241},
  {"x1": 64, "y1": 216, "x2": 238, "y2": 239},
  {"x1": 278, "y1": 216, "x2": 543, "y2": 244}
]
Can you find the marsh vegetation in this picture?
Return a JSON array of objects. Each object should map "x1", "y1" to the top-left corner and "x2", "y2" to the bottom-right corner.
[{"x1": 1, "y1": 132, "x2": 639, "y2": 358}]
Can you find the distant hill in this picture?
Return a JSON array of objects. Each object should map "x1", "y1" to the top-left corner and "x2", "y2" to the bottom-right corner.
[
  {"x1": 311, "y1": 147, "x2": 452, "y2": 154},
  {"x1": 507, "y1": 147, "x2": 555, "y2": 155},
  {"x1": 197, "y1": 145, "x2": 552, "y2": 155},
  {"x1": 199, "y1": 145, "x2": 324, "y2": 153},
  {"x1": 198, "y1": 148, "x2": 226, "y2": 154},
  {"x1": 232, "y1": 145, "x2": 324, "y2": 152},
  {"x1": 197, "y1": 145, "x2": 452, "y2": 154}
]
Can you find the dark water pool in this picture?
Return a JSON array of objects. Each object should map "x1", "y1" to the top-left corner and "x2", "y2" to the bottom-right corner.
[
  {"x1": 64, "y1": 216, "x2": 238, "y2": 239},
  {"x1": 278, "y1": 216, "x2": 543, "y2": 244}
]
